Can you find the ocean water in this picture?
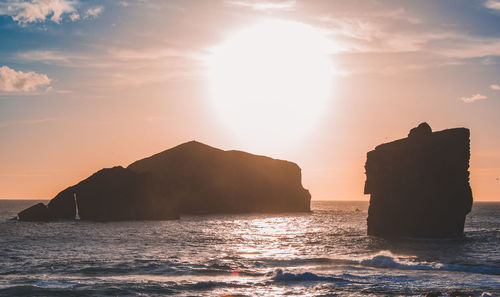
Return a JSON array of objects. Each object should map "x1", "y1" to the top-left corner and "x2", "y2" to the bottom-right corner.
[{"x1": 0, "y1": 200, "x2": 498, "y2": 296}]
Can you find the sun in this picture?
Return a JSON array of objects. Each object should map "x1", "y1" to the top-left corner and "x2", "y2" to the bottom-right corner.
[{"x1": 207, "y1": 20, "x2": 334, "y2": 150}]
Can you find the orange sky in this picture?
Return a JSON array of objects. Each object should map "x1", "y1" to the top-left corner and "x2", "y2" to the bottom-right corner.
[{"x1": 0, "y1": 1, "x2": 499, "y2": 201}]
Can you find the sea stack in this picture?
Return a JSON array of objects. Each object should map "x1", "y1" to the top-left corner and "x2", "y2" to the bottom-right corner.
[
  {"x1": 17, "y1": 141, "x2": 310, "y2": 221},
  {"x1": 17, "y1": 203, "x2": 50, "y2": 221},
  {"x1": 364, "y1": 123, "x2": 473, "y2": 238}
]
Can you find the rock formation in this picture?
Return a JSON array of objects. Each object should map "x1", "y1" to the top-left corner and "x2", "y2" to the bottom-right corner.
[
  {"x1": 128, "y1": 141, "x2": 310, "y2": 214},
  {"x1": 17, "y1": 141, "x2": 310, "y2": 221},
  {"x1": 17, "y1": 203, "x2": 50, "y2": 221},
  {"x1": 364, "y1": 123, "x2": 473, "y2": 238},
  {"x1": 47, "y1": 166, "x2": 178, "y2": 221}
]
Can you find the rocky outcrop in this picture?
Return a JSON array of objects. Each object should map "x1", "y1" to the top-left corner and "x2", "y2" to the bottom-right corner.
[
  {"x1": 46, "y1": 167, "x2": 179, "y2": 221},
  {"x1": 128, "y1": 141, "x2": 310, "y2": 214},
  {"x1": 17, "y1": 141, "x2": 310, "y2": 221},
  {"x1": 17, "y1": 203, "x2": 50, "y2": 221},
  {"x1": 48, "y1": 188, "x2": 77, "y2": 220},
  {"x1": 364, "y1": 123, "x2": 473, "y2": 238}
]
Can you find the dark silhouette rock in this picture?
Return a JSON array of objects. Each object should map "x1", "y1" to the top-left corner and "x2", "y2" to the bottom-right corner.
[
  {"x1": 364, "y1": 123, "x2": 473, "y2": 238},
  {"x1": 408, "y1": 122, "x2": 432, "y2": 139},
  {"x1": 47, "y1": 167, "x2": 179, "y2": 221},
  {"x1": 18, "y1": 141, "x2": 310, "y2": 221},
  {"x1": 128, "y1": 141, "x2": 311, "y2": 214},
  {"x1": 48, "y1": 188, "x2": 76, "y2": 220},
  {"x1": 17, "y1": 203, "x2": 50, "y2": 221}
]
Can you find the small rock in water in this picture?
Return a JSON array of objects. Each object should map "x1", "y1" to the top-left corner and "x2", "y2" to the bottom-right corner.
[{"x1": 17, "y1": 203, "x2": 50, "y2": 221}]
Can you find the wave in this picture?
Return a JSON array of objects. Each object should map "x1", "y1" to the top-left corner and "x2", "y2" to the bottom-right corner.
[
  {"x1": 270, "y1": 269, "x2": 349, "y2": 284},
  {"x1": 0, "y1": 284, "x2": 176, "y2": 296},
  {"x1": 0, "y1": 279, "x2": 251, "y2": 297},
  {"x1": 249, "y1": 252, "x2": 500, "y2": 276},
  {"x1": 1, "y1": 279, "x2": 495, "y2": 297},
  {"x1": 1, "y1": 267, "x2": 497, "y2": 297},
  {"x1": 358, "y1": 252, "x2": 500, "y2": 275},
  {"x1": 265, "y1": 268, "x2": 499, "y2": 297},
  {"x1": 253, "y1": 257, "x2": 354, "y2": 267}
]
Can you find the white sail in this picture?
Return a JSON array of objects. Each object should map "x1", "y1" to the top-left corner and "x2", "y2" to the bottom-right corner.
[{"x1": 74, "y1": 193, "x2": 80, "y2": 220}]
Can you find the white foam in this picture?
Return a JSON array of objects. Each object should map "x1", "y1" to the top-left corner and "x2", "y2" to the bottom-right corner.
[
  {"x1": 271, "y1": 269, "x2": 348, "y2": 283},
  {"x1": 358, "y1": 251, "x2": 500, "y2": 275}
]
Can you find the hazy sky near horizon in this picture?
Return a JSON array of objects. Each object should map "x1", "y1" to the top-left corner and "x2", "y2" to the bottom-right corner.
[{"x1": 1, "y1": 0, "x2": 500, "y2": 201}]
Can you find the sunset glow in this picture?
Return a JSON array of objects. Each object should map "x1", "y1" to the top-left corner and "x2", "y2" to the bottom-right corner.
[
  {"x1": 208, "y1": 20, "x2": 334, "y2": 147},
  {"x1": 1, "y1": 2, "x2": 499, "y2": 296},
  {"x1": 1, "y1": 1, "x2": 500, "y2": 201}
]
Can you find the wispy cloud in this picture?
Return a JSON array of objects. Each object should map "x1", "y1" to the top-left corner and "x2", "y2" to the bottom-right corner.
[
  {"x1": 484, "y1": 0, "x2": 500, "y2": 11},
  {"x1": 459, "y1": 93, "x2": 487, "y2": 103},
  {"x1": 14, "y1": 46, "x2": 206, "y2": 87},
  {"x1": 435, "y1": 37, "x2": 500, "y2": 59},
  {"x1": 491, "y1": 84, "x2": 500, "y2": 90},
  {"x1": 0, "y1": 117, "x2": 59, "y2": 128},
  {"x1": 310, "y1": 2, "x2": 500, "y2": 66},
  {"x1": 16, "y1": 50, "x2": 71, "y2": 63},
  {"x1": 0, "y1": 0, "x2": 103, "y2": 24},
  {"x1": 108, "y1": 47, "x2": 204, "y2": 61},
  {"x1": 0, "y1": 65, "x2": 51, "y2": 92},
  {"x1": 9, "y1": 0, "x2": 500, "y2": 86},
  {"x1": 69, "y1": 12, "x2": 80, "y2": 21},
  {"x1": 83, "y1": 5, "x2": 103, "y2": 20},
  {"x1": 230, "y1": 0, "x2": 295, "y2": 11},
  {"x1": 319, "y1": 15, "x2": 500, "y2": 59}
]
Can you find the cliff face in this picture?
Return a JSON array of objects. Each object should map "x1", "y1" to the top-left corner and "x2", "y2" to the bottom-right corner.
[
  {"x1": 364, "y1": 123, "x2": 473, "y2": 238},
  {"x1": 128, "y1": 141, "x2": 310, "y2": 214},
  {"x1": 17, "y1": 141, "x2": 310, "y2": 221},
  {"x1": 47, "y1": 167, "x2": 178, "y2": 221},
  {"x1": 17, "y1": 203, "x2": 50, "y2": 221}
]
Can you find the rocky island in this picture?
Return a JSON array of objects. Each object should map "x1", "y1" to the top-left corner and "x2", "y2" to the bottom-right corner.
[
  {"x1": 17, "y1": 141, "x2": 311, "y2": 221},
  {"x1": 364, "y1": 123, "x2": 473, "y2": 238}
]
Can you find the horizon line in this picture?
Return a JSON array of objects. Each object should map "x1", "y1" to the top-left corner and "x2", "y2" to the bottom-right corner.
[{"x1": 1, "y1": 198, "x2": 499, "y2": 202}]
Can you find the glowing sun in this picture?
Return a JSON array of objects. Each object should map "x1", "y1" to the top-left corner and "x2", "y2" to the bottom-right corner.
[{"x1": 208, "y1": 20, "x2": 334, "y2": 148}]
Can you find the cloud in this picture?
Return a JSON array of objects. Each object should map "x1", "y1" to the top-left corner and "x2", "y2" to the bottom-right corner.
[
  {"x1": 83, "y1": 6, "x2": 103, "y2": 20},
  {"x1": 230, "y1": 0, "x2": 295, "y2": 11},
  {"x1": 485, "y1": 0, "x2": 500, "y2": 11},
  {"x1": 1, "y1": 0, "x2": 77, "y2": 24},
  {"x1": 434, "y1": 37, "x2": 500, "y2": 59},
  {"x1": 459, "y1": 93, "x2": 487, "y2": 103},
  {"x1": 14, "y1": 46, "x2": 205, "y2": 87},
  {"x1": 0, "y1": 0, "x2": 104, "y2": 24},
  {"x1": 69, "y1": 12, "x2": 79, "y2": 21},
  {"x1": 315, "y1": 6, "x2": 500, "y2": 61},
  {"x1": 16, "y1": 50, "x2": 71, "y2": 63},
  {"x1": 0, "y1": 65, "x2": 51, "y2": 92},
  {"x1": 491, "y1": 84, "x2": 500, "y2": 90},
  {"x1": 317, "y1": 15, "x2": 459, "y2": 55},
  {"x1": 108, "y1": 47, "x2": 204, "y2": 61}
]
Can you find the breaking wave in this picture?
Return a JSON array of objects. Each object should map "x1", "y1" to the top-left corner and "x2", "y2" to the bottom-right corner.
[{"x1": 357, "y1": 252, "x2": 500, "y2": 275}]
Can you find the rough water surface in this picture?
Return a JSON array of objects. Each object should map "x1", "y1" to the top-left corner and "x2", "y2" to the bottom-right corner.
[{"x1": 0, "y1": 200, "x2": 498, "y2": 296}]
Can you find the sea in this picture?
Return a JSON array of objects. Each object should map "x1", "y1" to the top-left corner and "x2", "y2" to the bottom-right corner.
[{"x1": 0, "y1": 200, "x2": 498, "y2": 296}]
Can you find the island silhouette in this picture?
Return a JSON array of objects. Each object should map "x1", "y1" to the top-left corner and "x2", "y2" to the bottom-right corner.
[
  {"x1": 17, "y1": 123, "x2": 473, "y2": 239},
  {"x1": 17, "y1": 141, "x2": 311, "y2": 221}
]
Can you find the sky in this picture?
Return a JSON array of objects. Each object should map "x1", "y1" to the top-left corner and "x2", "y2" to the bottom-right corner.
[{"x1": 1, "y1": 0, "x2": 500, "y2": 201}]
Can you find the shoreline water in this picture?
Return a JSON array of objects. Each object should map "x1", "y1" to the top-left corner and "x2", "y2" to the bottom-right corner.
[{"x1": 0, "y1": 200, "x2": 498, "y2": 296}]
